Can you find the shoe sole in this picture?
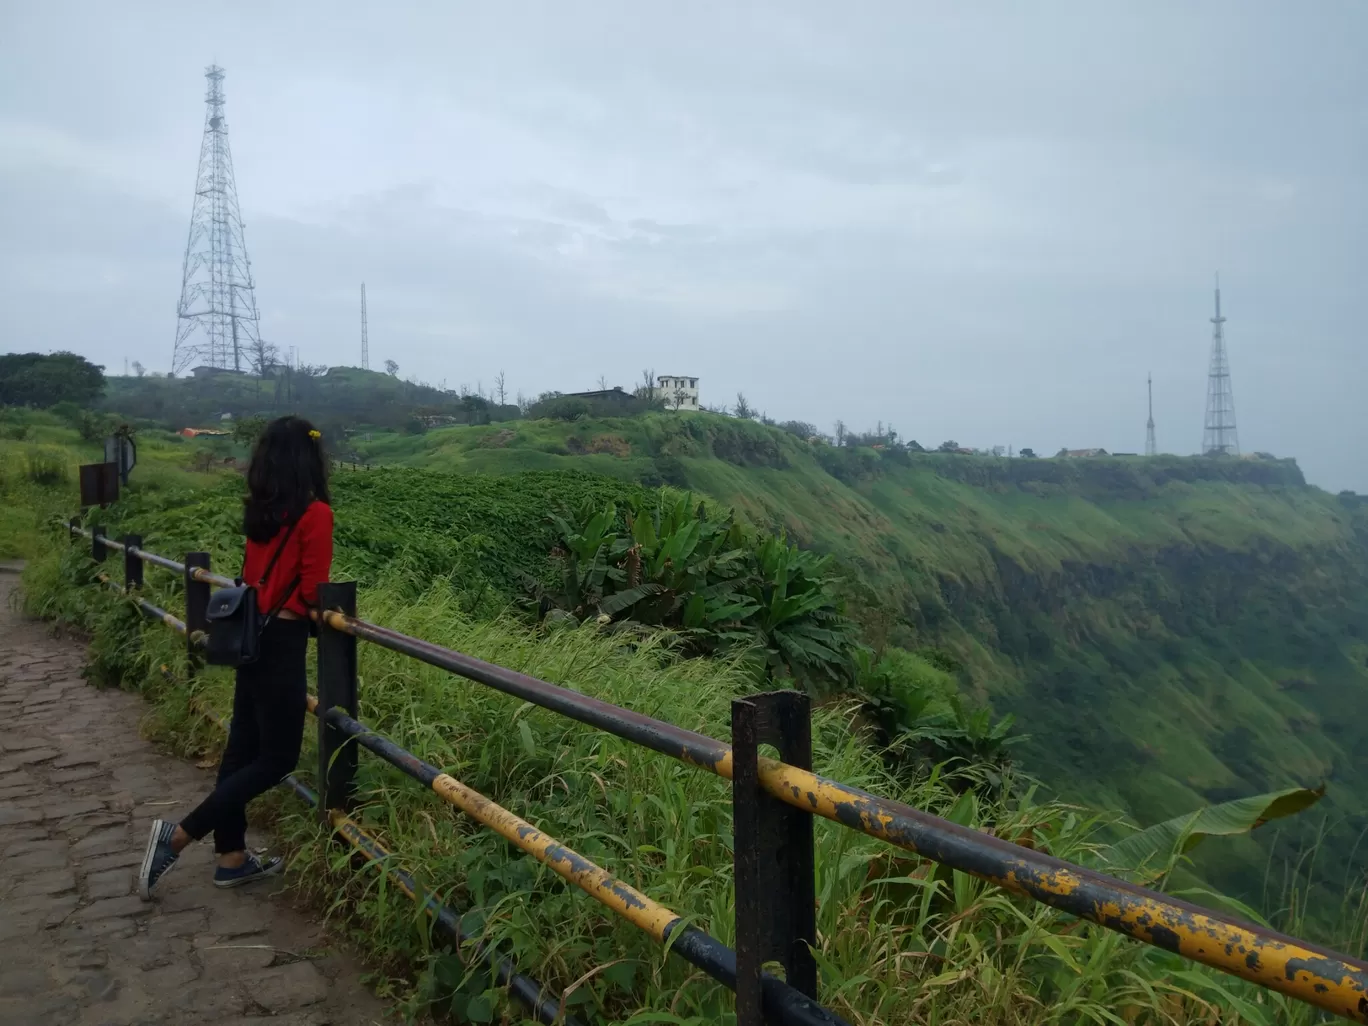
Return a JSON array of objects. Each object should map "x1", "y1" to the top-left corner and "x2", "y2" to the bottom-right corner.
[
  {"x1": 137, "y1": 819, "x2": 175, "y2": 901},
  {"x1": 213, "y1": 859, "x2": 284, "y2": 889}
]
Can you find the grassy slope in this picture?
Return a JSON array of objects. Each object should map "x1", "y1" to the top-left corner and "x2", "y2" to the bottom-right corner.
[
  {"x1": 355, "y1": 413, "x2": 1368, "y2": 911},
  {"x1": 0, "y1": 409, "x2": 225, "y2": 559},
  {"x1": 18, "y1": 451, "x2": 1346, "y2": 1026}
]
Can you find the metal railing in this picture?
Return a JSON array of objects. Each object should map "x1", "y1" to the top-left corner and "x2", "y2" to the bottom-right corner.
[{"x1": 68, "y1": 521, "x2": 1368, "y2": 1025}]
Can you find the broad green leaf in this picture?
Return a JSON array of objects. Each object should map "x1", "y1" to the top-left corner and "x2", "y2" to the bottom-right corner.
[{"x1": 1101, "y1": 785, "x2": 1324, "y2": 880}]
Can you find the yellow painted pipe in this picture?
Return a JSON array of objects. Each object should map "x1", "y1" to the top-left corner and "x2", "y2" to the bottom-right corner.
[{"x1": 428, "y1": 771, "x2": 681, "y2": 942}]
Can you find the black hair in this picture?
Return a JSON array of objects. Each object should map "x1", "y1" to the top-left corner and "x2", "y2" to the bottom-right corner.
[{"x1": 243, "y1": 415, "x2": 331, "y2": 542}]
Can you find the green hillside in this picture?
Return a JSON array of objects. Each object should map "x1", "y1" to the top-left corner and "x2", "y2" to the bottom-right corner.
[{"x1": 349, "y1": 412, "x2": 1368, "y2": 912}]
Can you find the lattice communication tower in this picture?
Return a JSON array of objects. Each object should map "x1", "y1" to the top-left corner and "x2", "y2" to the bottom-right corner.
[
  {"x1": 1201, "y1": 275, "x2": 1239, "y2": 456},
  {"x1": 171, "y1": 66, "x2": 265, "y2": 374}
]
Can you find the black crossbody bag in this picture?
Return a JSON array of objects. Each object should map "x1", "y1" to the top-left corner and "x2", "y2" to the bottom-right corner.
[{"x1": 204, "y1": 519, "x2": 302, "y2": 668}]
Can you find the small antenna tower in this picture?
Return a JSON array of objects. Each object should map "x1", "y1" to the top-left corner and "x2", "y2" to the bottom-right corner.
[
  {"x1": 1145, "y1": 373, "x2": 1157, "y2": 456},
  {"x1": 1201, "y1": 274, "x2": 1239, "y2": 456},
  {"x1": 171, "y1": 66, "x2": 264, "y2": 375},
  {"x1": 360, "y1": 283, "x2": 369, "y2": 370}
]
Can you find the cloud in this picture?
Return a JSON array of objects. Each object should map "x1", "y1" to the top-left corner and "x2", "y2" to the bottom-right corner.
[{"x1": 0, "y1": 2, "x2": 1364, "y2": 490}]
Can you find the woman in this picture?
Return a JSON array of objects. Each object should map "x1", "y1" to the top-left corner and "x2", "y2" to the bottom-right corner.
[{"x1": 138, "y1": 415, "x2": 334, "y2": 898}]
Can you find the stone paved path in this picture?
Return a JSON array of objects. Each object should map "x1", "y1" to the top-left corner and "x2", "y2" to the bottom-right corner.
[{"x1": 0, "y1": 569, "x2": 393, "y2": 1026}]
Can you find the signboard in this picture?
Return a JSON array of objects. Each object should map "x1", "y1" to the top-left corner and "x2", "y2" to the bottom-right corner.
[
  {"x1": 103, "y1": 433, "x2": 136, "y2": 485},
  {"x1": 79, "y1": 462, "x2": 119, "y2": 508}
]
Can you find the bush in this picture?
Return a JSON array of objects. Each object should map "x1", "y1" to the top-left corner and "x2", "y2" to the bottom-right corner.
[{"x1": 26, "y1": 448, "x2": 68, "y2": 486}]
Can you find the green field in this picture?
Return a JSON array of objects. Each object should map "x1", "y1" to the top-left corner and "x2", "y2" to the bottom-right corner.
[{"x1": 8, "y1": 399, "x2": 1368, "y2": 1023}]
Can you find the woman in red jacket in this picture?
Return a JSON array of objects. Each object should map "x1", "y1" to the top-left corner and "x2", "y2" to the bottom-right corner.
[{"x1": 139, "y1": 415, "x2": 333, "y2": 897}]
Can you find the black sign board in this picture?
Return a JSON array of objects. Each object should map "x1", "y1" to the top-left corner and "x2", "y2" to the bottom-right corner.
[{"x1": 79, "y1": 462, "x2": 119, "y2": 508}]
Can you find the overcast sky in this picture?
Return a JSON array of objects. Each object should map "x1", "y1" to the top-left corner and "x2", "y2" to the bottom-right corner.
[{"x1": 2, "y1": 3, "x2": 1364, "y2": 490}]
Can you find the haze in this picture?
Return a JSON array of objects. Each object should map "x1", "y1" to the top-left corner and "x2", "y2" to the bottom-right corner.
[{"x1": 2, "y1": 2, "x2": 1364, "y2": 491}]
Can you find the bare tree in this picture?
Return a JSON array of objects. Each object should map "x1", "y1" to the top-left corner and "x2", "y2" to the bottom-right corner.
[
  {"x1": 834, "y1": 420, "x2": 847, "y2": 447},
  {"x1": 516, "y1": 390, "x2": 530, "y2": 414},
  {"x1": 249, "y1": 339, "x2": 279, "y2": 378},
  {"x1": 494, "y1": 370, "x2": 508, "y2": 406},
  {"x1": 131, "y1": 360, "x2": 145, "y2": 378},
  {"x1": 672, "y1": 387, "x2": 688, "y2": 410},
  {"x1": 734, "y1": 392, "x2": 755, "y2": 419},
  {"x1": 384, "y1": 359, "x2": 399, "y2": 377},
  {"x1": 596, "y1": 374, "x2": 609, "y2": 392},
  {"x1": 639, "y1": 368, "x2": 656, "y2": 400}
]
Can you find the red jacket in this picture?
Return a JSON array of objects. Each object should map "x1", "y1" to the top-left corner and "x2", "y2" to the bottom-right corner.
[{"x1": 243, "y1": 501, "x2": 334, "y2": 618}]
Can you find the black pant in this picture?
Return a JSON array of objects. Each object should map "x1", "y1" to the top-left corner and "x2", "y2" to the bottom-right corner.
[{"x1": 180, "y1": 618, "x2": 309, "y2": 854}]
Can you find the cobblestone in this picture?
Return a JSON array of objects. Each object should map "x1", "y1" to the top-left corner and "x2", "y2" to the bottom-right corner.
[{"x1": 0, "y1": 570, "x2": 391, "y2": 1025}]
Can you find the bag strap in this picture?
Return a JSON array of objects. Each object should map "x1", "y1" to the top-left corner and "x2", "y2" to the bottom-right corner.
[
  {"x1": 242, "y1": 515, "x2": 305, "y2": 627},
  {"x1": 255, "y1": 515, "x2": 302, "y2": 588}
]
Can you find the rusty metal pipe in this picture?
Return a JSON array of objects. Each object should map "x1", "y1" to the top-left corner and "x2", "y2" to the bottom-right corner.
[
  {"x1": 313, "y1": 703, "x2": 848, "y2": 1026},
  {"x1": 172, "y1": 688, "x2": 576, "y2": 1026},
  {"x1": 98, "y1": 574, "x2": 190, "y2": 635},
  {"x1": 319, "y1": 608, "x2": 1368, "y2": 1022},
  {"x1": 276, "y1": 775, "x2": 578, "y2": 1026}
]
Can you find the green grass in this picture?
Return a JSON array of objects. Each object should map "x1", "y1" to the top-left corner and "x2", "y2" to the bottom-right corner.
[
  {"x1": 23, "y1": 529, "x2": 1362, "y2": 1026},
  {"x1": 0, "y1": 408, "x2": 236, "y2": 559}
]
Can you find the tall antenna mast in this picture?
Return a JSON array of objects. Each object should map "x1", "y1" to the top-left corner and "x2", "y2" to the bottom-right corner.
[
  {"x1": 171, "y1": 66, "x2": 265, "y2": 375},
  {"x1": 1145, "y1": 372, "x2": 1157, "y2": 456},
  {"x1": 1201, "y1": 273, "x2": 1239, "y2": 456},
  {"x1": 360, "y1": 283, "x2": 369, "y2": 370}
]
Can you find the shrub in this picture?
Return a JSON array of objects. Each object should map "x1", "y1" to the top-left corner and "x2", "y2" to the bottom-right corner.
[{"x1": 26, "y1": 448, "x2": 68, "y2": 486}]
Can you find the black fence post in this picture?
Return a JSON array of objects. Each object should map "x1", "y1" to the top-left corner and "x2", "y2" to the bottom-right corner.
[
  {"x1": 316, "y1": 581, "x2": 359, "y2": 824},
  {"x1": 731, "y1": 690, "x2": 818, "y2": 1026},
  {"x1": 184, "y1": 553, "x2": 211, "y2": 671},
  {"x1": 123, "y1": 534, "x2": 143, "y2": 591},
  {"x1": 91, "y1": 524, "x2": 107, "y2": 563}
]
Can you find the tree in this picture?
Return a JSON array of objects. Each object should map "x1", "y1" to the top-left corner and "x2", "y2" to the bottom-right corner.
[
  {"x1": 384, "y1": 359, "x2": 399, "y2": 377},
  {"x1": 834, "y1": 420, "x2": 847, "y2": 447},
  {"x1": 1020, "y1": 447, "x2": 1038, "y2": 459},
  {"x1": 937, "y1": 440, "x2": 960, "y2": 453},
  {"x1": 494, "y1": 370, "x2": 508, "y2": 406},
  {"x1": 131, "y1": 361, "x2": 145, "y2": 378},
  {"x1": 733, "y1": 392, "x2": 755, "y2": 420},
  {"x1": 233, "y1": 415, "x2": 268, "y2": 446},
  {"x1": 0, "y1": 352, "x2": 105, "y2": 408},
  {"x1": 249, "y1": 338, "x2": 279, "y2": 378},
  {"x1": 639, "y1": 368, "x2": 656, "y2": 400},
  {"x1": 596, "y1": 374, "x2": 609, "y2": 392}
]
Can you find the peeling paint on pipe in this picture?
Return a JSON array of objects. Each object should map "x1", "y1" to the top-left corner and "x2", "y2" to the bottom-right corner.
[{"x1": 314, "y1": 703, "x2": 849, "y2": 1026}]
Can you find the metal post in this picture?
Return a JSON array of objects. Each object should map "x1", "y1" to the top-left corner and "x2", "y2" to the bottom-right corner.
[
  {"x1": 92, "y1": 524, "x2": 107, "y2": 563},
  {"x1": 184, "y1": 553, "x2": 211, "y2": 670},
  {"x1": 123, "y1": 534, "x2": 143, "y2": 590},
  {"x1": 316, "y1": 581, "x2": 359, "y2": 823},
  {"x1": 731, "y1": 691, "x2": 818, "y2": 1025},
  {"x1": 68, "y1": 518, "x2": 79, "y2": 542}
]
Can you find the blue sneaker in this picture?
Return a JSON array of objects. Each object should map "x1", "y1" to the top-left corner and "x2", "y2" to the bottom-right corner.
[
  {"x1": 213, "y1": 852, "x2": 283, "y2": 888},
  {"x1": 138, "y1": 819, "x2": 179, "y2": 900}
]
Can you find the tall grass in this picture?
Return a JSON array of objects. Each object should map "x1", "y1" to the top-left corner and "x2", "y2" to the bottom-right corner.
[{"x1": 22, "y1": 537, "x2": 1358, "y2": 1026}]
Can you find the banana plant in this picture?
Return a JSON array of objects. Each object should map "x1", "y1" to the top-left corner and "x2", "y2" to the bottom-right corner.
[{"x1": 533, "y1": 490, "x2": 861, "y2": 688}]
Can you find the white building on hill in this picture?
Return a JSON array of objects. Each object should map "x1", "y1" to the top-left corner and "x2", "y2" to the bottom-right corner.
[{"x1": 657, "y1": 374, "x2": 699, "y2": 410}]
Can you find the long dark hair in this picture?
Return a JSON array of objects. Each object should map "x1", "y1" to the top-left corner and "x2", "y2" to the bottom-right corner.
[{"x1": 243, "y1": 415, "x2": 331, "y2": 543}]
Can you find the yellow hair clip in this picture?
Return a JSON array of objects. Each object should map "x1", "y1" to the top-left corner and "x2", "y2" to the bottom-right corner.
[{"x1": 308, "y1": 429, "x2": 321, "y2": 440}]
